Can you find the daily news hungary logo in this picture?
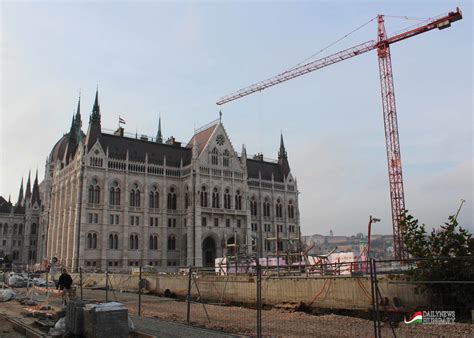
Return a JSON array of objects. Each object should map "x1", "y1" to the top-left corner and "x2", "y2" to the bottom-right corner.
[
  {"x1": 404, "y1": 311, "x2": 423, "y2": 325},
  {"x1": 404, "y1": 311, "x2": 456, "y2": 325}
]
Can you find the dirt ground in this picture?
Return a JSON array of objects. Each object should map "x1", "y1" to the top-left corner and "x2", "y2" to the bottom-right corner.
[
  {"x1": 79, "y1": 288, "x2": 473, "y2": 337},
  {"x1": 1, "y1": 288, "x2": 472, "y2": 337},
  {"x1": 0, "y1": 315, "x2": 27, "y2": 338}
]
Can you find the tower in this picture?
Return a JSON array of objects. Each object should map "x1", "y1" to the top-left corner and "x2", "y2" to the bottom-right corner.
[
  {"x1": 156, "y1": 116, "x2": 163, "y2": 143},
  {"x1": 85, "y1": 88, "x2": 102, "y2": 151}
]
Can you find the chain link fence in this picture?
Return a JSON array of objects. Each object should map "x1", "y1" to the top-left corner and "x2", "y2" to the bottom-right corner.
[{"x1": 29, "y1": 256, "x2": 473, "y2": 337}]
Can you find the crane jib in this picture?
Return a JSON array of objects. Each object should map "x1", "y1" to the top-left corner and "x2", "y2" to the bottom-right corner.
[{"x1": 216, "y1": 8, "x2": 462, "y2": 106}]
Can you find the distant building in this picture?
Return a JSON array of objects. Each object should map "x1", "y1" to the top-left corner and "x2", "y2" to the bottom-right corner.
[
  {"x1": 0, "y1": 172, "x2": 42, "y2": 266},
  {"x1": 302, "y1": 232, "x2": 394, "y2": 259}
]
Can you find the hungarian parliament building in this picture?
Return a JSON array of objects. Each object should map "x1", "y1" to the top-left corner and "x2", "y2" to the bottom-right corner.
[{"x1": 0, "y1": 90, "x2": 300, "y2": 271}]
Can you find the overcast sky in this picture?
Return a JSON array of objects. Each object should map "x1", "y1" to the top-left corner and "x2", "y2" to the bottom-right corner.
[{"x1": 1, "y1": 1, "x2": 472, "y2": 236}]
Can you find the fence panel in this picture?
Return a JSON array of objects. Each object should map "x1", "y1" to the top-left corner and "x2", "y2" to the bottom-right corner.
[{"x1": 374, "y1": 257, "x2": 474, "y2": 338}]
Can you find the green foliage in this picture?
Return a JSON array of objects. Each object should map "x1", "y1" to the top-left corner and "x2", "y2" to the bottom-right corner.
[
  {"x1": 400, "y1": 211, "x2": 473, "y2": 318},
  {"x1": 401, "y1": 210, "x2": 473, "y2": 258}
]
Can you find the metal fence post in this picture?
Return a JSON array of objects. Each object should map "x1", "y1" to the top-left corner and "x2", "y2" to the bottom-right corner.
[
  {"x1": 186, "y1": 265, "x2": 192, "y2": 324},
  {"x1": 105, "y1": 268, "x2": 109, "y2": 302},
  {"x1": 45, "y1": 270, "x2": 49, "y2": 296},
  {"x1": 369, "y1": 259, "x2": 377, "y2": 338},
  {"x1": 79, "y1": 267, "x2": 83, "y2": 300},
  {"x1": 138, "y1": 265, "x2": 142, "y2": 317},
  {"x1": 372, "y1": 259, "x2": 382, "y2": 338},
  {"x1": 256, "y1": 260, "x2": 262, "y2": 338}
]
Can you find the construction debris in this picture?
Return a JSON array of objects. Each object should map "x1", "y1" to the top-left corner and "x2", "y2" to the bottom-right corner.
[{"x1": 0, "y1": 289, "x2": 16, "y2": 302}]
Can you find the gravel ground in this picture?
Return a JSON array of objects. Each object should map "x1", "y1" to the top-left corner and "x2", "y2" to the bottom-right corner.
[
  {"x1": 0, "y1": 315, "x2": 27, "y2": 338},
  {"x1": 80, "y1": 288, "x2": 473, "y2": 337}
]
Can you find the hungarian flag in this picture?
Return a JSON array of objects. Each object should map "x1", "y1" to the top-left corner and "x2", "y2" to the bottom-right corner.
[{"x1": 119, "y1": 117, "x2": 126, "y2": 124}]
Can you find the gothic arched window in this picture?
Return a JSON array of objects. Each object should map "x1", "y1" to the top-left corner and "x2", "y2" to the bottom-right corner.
[
  {"x1": 223, "y1": 149, "x2": 230, "y2": 167},
  {"x1": 149, "y1": 185, "x2": 159, "y2": 209},
  {"x1": 149, "y1": 234, "x2": 158, "y2": 250},
  {"x1": 130, "y1": 183, "x2": 141, "y2": 207},
  {"x1": 263, "y1": 198, "x2": 271, "y2": 217},
  {"x1": 167, "y1": 187, "x2": 177, "y2": 210},
  {"x1": 250, "y1": 196, "x2": 258, "y2": 216},
  {"x1": 88, "y1": 178, "x2": 100, "y2": 204},
  {"x1": 185, "y1": 186, "x2": 189, "y2": 209},
  {"x1": 224, "y1": 188, "x2": 231, "y2": 209},
  {"x1": 109, "y1": 181, "x2": 121, "y2": 206},
  {"x1": 87, "y1": 232, "x2": 98, "y2": 249},
  {"x1": 211, "y1": 147, "x2": 218, "y2": 165},
  {"x1": 108, "y1": 234, "x2": 118, "y2": 249},
  {"x1": 288, "y1": 200, "x2": 295, "y2": 219},
  {"x1": 235, "y1": 190, "x2": 242, "y2": 210},
  {"x1": 200, "y1": 186, "x2": 208, "y2": 207},
  {"x1": 276, "y1": 199, "x2": 283, "y2": 218},
  {"x1": 167, "y1": 235, "x2": 176, "y2": 251},
  {"x1": 212, "y1": 188, "x2": 220, "y2": 208},
  {"x1": 129, "y1": 233, "x2": 139, "y2": 250}
]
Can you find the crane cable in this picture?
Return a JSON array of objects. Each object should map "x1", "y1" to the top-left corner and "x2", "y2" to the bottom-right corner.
[{"x1": 286, "y1": 16, "x2": 378, "y2": 72}]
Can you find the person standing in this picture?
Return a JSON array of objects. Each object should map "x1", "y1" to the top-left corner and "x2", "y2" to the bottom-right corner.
[{"x1": 57, "y1": 268, "x2": 73, "y2": 305}]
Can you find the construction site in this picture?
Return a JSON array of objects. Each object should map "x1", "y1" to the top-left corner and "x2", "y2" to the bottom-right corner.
[{"x1": 1, "y1": 4, "x2": 472, "y2": 338}]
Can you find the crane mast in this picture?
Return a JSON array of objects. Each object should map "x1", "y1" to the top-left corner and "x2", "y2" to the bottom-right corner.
[
  {"x1": 216, "y1": 8, "x2": 462, "y2": 260},
  {"x1": 376, "y1": 15, "x2": 406, "y2": 258}
]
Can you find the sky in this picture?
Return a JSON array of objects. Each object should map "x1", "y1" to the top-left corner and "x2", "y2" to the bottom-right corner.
[{"x1": 1, "y1": 1, "x2": 472, "y2": 236}]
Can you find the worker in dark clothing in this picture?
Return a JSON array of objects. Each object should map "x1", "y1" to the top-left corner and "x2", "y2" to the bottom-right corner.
[{"x1": 57, "y1": 268, "x2": 73, "y2": 304}]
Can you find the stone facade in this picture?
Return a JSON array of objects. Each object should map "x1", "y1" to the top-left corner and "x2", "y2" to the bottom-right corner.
[
  {"x1": 6, "y1": 90, "x2": 301, "y2": 271},
  {"x1": 0, "y1": 173, "x2": 42, "y2": 267}
]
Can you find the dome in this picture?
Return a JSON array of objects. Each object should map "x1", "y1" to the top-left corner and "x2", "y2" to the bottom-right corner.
[{"x1": 49, "y1": 134, "x2": 69, "y2": 162}]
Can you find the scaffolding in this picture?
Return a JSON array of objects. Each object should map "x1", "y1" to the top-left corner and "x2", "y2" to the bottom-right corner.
[{"x1": 263, "y1": 224, "x2": 303, "y2": 276}]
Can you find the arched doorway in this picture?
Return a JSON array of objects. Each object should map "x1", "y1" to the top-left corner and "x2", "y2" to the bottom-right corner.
[{"x1": 202, "y1": 237, "x2": 216, "y2": 267}]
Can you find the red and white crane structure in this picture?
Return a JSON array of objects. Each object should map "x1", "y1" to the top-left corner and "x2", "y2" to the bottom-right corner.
[{"x1": 216, "y1": 8, "x2": 462, "y2": 260}]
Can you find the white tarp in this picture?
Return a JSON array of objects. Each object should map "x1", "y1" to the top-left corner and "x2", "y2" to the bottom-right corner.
[{"x1": 0, "y1": 289, "x2": 16, "y2": 302}]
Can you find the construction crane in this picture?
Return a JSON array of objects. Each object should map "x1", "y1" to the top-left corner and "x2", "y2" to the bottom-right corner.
[{"x1": 216, "y1": 8, "x2": 462, "y2": 260}]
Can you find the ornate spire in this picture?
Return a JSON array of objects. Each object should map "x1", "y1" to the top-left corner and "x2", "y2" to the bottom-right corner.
[
  {"x1": 277, "y1": 132, "x2": 290, "y2": 179},
  {"x1": 32, "y1": 169, "x2": 41, "y2": 205},
  {"x1": 90, "y1": 87, "x2": 101, "y2": 124},
  {"x1": 25, "y1": 171, "x2": 32, "y2": 203},
  {"x1": 75, "y1": 94, "x2": 82, "y2": 140},
  {"x1": 16, "y1": 177, "x2": 24, "y2": 207},
  {"x1": 278, "y1": 131, "x2": 287, "y2": 159},
  {"x1": 156, "y1": 115, "x2": 163, "y2": 143},
  {"x1": 68, "y1": 114, "x2": 78, "y2": 145},
  {"x1": 85, "y1": 87, "x2": 102, "y2": 151}
]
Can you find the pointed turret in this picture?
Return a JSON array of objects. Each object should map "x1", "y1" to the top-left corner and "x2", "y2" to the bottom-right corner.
[
  {"x1": 156, "y1": 116, "x2": 163, "y2": 143},
  {"x1": 16, "y1": 178, "x2": 24, "y2": 207},
  {"x1": 90, "y1": 88, "x2": 101, "y2": 124},
  {"x1": 277, "y1": 132, "x2": 290, "y2": 179},
  {"x1": 85, "y1": 87, "x2": 102, "y2": 151},
  {"x1": 75, "y1": 94, "x2": 82, "y2": 143},
  {"x1": 32, "y1": 169, "x2": 41, "y2": 205},
  {"x1": 68, "y1": 114, "x2": 78, "y2": 145},
  {"x1": 241, "y1": 144, "x2": 247, "y2": 162},
  {"x1": 278, "y1": 132, "x2": 287, "y2": 160},
  {"x1": 65, "y1": 112, "x2": 79, "y2": 162},
  {"x1": 25, "y1": 171, "x2": 32, "y2": 203}
]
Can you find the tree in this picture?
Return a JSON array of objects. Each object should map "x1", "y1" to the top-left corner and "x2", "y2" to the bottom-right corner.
[{"x1": 400, "y1": 211, "x2": 473, "y2": 318}]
